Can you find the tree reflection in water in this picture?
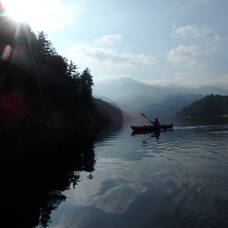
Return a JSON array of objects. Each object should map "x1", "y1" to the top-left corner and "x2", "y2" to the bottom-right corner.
[{"x1": 0, "y1": 127, "x2": 98, "y2": 228}]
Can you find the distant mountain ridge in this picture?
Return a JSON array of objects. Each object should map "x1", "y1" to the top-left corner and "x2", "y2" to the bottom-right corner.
[
  {"x1": 93, "y1": 77, "x2": 228, "y2": 117},
  {"x1": 94, "y1": 77, "x2": 228, "y2": 101},
  {"x1": 177, "y1": 94, "x2": 228, "y2": 117},
  {"x1": 160, "y1": 93, "x2": 204, "y2": 109}
]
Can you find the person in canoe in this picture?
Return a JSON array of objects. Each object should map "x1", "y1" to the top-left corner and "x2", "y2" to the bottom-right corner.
[{"x1": 153, "y1": 118, "x2": 160, "y2": 126}]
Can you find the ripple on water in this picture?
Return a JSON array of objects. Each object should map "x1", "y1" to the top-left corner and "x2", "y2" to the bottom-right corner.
[{"x1": 154, "y1": 177, "x2": 228, "y2": 228}]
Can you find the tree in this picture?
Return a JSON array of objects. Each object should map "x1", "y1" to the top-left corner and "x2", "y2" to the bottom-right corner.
[
  {"x1": 66, "y1": 60, "x2": 78, "y2": 78},
  {"x1": 80, "y1": 68, "x2": 94, "y2": 107},
  {"x1": 34, "y1": 31, "x2": 55, "y2": 67},
  {"x1": 49, "y1": 55, "x2": 68, "y2": 76}
]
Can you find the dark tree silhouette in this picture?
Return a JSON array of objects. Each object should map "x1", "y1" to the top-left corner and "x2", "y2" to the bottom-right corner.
[
  {"x1": 35, "y1": 31, "x2": 56, "y2": 67},
  {"x1": 80, "y1": 68, "x2": 94, "y2": 107},
  {"x1": 67, "y1": 60, "x2": 79, "y2": 78}
]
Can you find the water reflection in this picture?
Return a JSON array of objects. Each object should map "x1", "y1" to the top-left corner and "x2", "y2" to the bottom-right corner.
[
  {"x1": 0, "y1": 123, "x2": 121, "y2": 228},
  {"x1": 174, "y1": 116, "x2": 228, "y2": 127},
  {"x1": 54, "y1": 140, "x2": 228, "y2": 228},
  {"x1": 131, "y1": 129, "x2": 161, "y2": 139},
  {"x1": 2, "y1": 119, "x2": 228, "y2": 228}
]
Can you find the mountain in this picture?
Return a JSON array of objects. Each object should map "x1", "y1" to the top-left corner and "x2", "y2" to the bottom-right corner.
[
  {"x1": 160, "y1": 94, "x2": 204, "y2": 109},
  {"x1": 93, "y1": 77, "x2": 169, "y2": 101},
  {"x1": 93, "y1": 77, "x2": 228, "y2": 117},
  {"x1": 93, "y1": 97, "x2": 123, "y2": 122},
  {"x1": 94, "y1": 77, "x2": 228, "y2": 101},
  {"x1": 116, "y1": 93, "x2": 155, "y2": 108},
  {"x1": 177, "y1": 94, "x2": 228, "y2": 117}
]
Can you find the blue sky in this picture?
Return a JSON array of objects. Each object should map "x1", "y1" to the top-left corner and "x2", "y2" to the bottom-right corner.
[{"x1": 2, "y1": 0, "x2": 228, "y2": 89}]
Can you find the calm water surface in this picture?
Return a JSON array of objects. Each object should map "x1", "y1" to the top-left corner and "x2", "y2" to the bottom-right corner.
[{"x1": 46, "y1": 118, "x2": 228, "y2": 228}]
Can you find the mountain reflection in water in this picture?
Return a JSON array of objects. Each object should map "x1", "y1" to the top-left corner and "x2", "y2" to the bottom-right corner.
[{"x1": 0, "y1": 123, "x2": 121, "y2": 228}]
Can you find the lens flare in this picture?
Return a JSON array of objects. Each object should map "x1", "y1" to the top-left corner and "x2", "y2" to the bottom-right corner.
[
  {"x1": 1, "y1": 45, "x2": 12, "y2": 61},
  {"x1": 1, "y1": 0, "x2": 74, "y2": 31}
]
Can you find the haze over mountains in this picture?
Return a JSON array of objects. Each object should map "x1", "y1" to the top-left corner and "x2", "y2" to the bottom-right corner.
[{"x1": 93, "y1": 77, "x2": 228, "y2": 118}]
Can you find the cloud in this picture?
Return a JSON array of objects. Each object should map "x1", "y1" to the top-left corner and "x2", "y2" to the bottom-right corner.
[
  {"x1": 94, "y1": 35, "x2": 123, "y2": 45},
  {"x1": 93, "y1": 74, "x2": 130, "y2": 82},
  {"x1": 171, "y1": 24, "x2": 220, "y2": 40},
  {"x1": 152, "y1": 77, "x2": 200, "y2": 88},
  {"x1": 188, "y1": 74, "x2": 228, "y2": 89},
  {"x1": 167, "y1": 45, "x2": 202, "y2": 66},
  {"x1": 209, "y1": 74, "x2": 228, "y2": 89},
  {"x1": 68, "y1": 44, "x2": 156, "y2": 69},
  {"x1": 139, "y1": 73, "x2": 228, "y2": 90}
]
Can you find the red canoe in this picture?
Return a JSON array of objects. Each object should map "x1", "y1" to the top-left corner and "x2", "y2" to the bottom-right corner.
[{"x1": 131, "y1": 124, "x2": 173, "y2": 132}]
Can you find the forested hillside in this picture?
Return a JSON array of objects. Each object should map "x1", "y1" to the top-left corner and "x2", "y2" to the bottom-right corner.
[
  {"x1": 176, "y1": 94, "x2": 228, "y2": 117},
  {"x1": 0, "y1": 6, "x2": 123, "y2": 128}
]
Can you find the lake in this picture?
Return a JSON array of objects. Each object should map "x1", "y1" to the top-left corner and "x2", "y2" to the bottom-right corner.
[{"x1": 1, "y1": 117, "x2": 228, "y2": 228}]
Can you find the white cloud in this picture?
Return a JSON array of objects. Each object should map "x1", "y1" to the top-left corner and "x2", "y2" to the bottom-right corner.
[
  {"x1": 188, "y1": 74, "x2": 228, "y2": 89},
  {"x1": 210, "y1": 74, "x2": 228, "y2": 89},
  {"x1": 140, "y1": 73, "x2": 228, "y2": 90},
  {"x1": 94, "y1": 74, "x2": 130, "y2": 83},
  {"x1": 94, "y1": 34, "x2": 123, "y2": 45},
  {"x1": 130, "y1": 76, "x2": 200, "y2": 88},
  {"x1": 167, "y1": 45, "x2": 202, "y2": 66},
  {"x1": 171, "y1": 24, "x2": 220, "y2": 40},
  {"x1": 68, "y1": 44, "x2": 156, "y2": 69}
]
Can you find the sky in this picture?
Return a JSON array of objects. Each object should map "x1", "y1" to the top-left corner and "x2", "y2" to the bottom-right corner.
[{"x1": 2, "y1": 0, "x2": 228, "y2": 89}]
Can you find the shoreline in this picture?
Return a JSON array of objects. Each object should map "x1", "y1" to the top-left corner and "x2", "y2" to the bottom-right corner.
[{"x1": 177, "y1": 115, "x2": 228, "y2": 119}]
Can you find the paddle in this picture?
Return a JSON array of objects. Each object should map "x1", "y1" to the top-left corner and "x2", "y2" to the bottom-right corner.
[{"x1": 141, "y1": 113, "x2": 154, "y2": 124}]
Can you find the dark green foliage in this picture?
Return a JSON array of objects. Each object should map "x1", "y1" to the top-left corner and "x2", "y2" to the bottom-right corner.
[
  {"x1": 35, "y1": 31, "x2": 56, "y2": 66},
  {"x1": 177, "y1": 94, "x2": 228, "y2": 117},
  {"x1": 80, "y1": 68, "x2": 94, "y2": 107}
]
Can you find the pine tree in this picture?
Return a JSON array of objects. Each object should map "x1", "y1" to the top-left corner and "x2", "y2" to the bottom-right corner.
[
  {"x1": 35, "y1": 31, "x2": 55, "y2": 67},
  {"x1": 80, "y1": 68, "x2": 94, "y2": 107},
  {"x1": 66, "y1": 60, "x2": 78, "y2": 78}
]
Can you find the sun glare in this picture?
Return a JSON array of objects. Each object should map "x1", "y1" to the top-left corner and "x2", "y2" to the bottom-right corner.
[
  {"x1": 1, "y1": 0, "x2": 71, "y2": 31},
  {"x1": 2, "y1": 0, "x2": 39, "y2": 22}
]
